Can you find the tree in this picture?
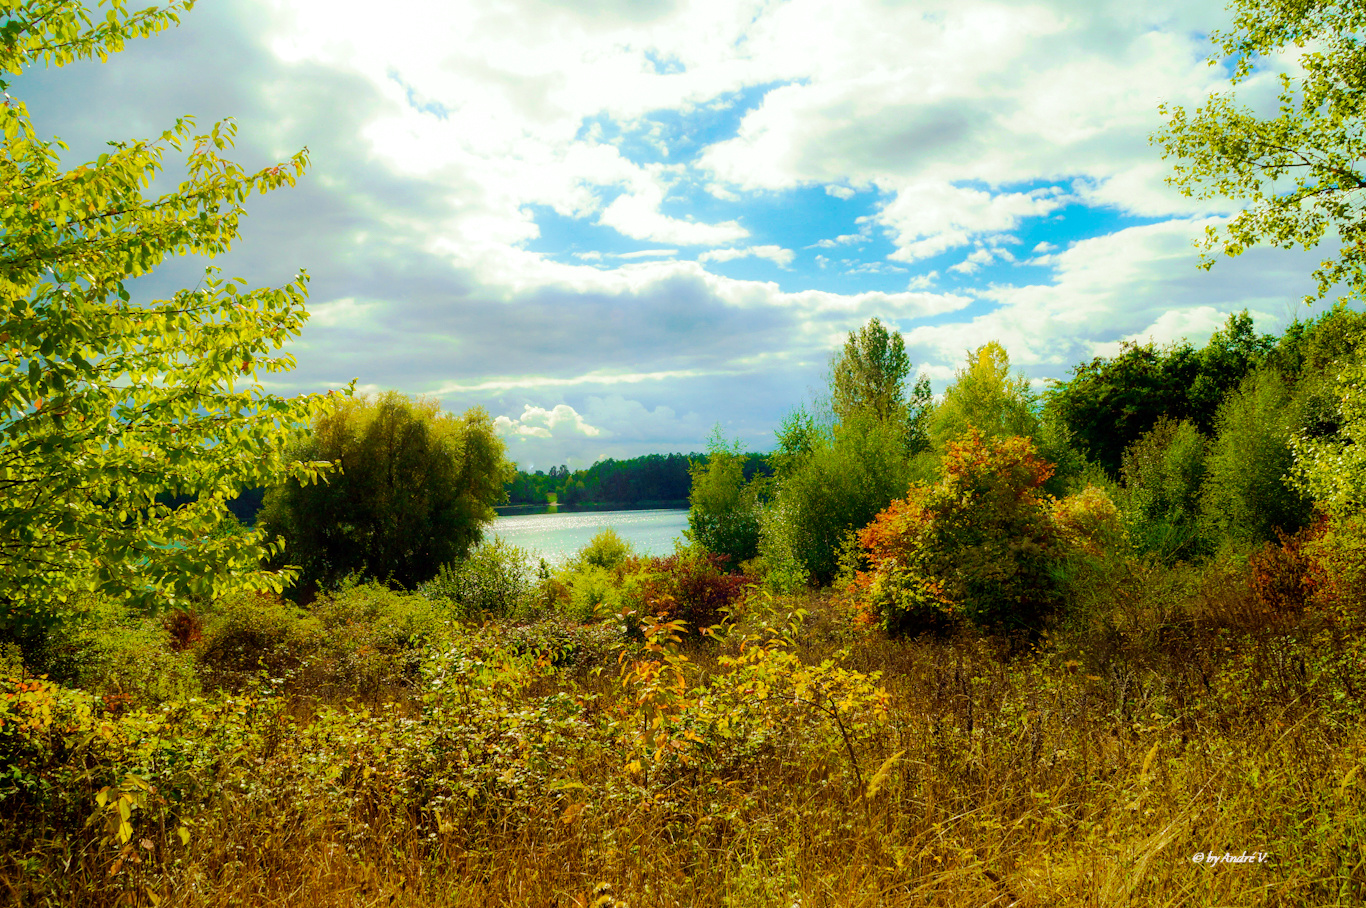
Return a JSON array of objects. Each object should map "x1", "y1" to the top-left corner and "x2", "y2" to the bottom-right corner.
[
  {"x1": 1154, "y1": 0, "x2": 1366, "y2": 304},
  {"x1": 929, "y1": 342, "x2": 1038, "y2": 449},
  {"x1": 688, "y1": 428, "x2": 764, "y2": 566},
  {"x1": 830, "y1": 316, "x2": 932, "y2": 451},
  {"x1": 1201, "y1": 368, "x2": 1314, "y2": 550},
  {"x1": 851, "y1": 430, "x2": 1063, "y2": 635},
  {"x1": 1045, "y1": 312, "x2": 1273, "y2": 476},
  {"x1": 259, "y1": 392, "x2": 513, "y2": 594},
  {"x1": 0, "y1": 0, "x2": 329, "y2": 621}
]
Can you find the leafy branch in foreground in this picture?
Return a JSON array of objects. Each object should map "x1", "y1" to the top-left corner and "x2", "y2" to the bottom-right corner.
[
  {"x1": 1154, "y1": 0, "x2": 1366, "y2": 303},
  {"x1": 0, "y1": 0, "x2": 333, "y2": 619}
]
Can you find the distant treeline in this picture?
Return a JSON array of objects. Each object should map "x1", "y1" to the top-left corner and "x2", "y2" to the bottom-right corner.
[{"x1": 505, "y1": 452, "x2": 770, "y2": 507}]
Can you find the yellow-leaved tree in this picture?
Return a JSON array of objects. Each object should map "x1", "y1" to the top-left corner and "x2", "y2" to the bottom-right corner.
[{"x1": 0, "y1": 0, "x2": 332, "y2": 625}]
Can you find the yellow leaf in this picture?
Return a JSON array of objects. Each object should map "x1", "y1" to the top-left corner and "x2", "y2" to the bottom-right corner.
[{"x1": 177, "y1": 826, "x2": 191, "y2": 847}]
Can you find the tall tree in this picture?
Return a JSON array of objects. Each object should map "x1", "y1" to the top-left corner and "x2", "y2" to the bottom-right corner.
[
  {"x1": 1154, "y1": 0, "x2": 1366, "y2": 303},
  {"x1": 0, "y1": 0, "x2": 329, "y2": 621}
]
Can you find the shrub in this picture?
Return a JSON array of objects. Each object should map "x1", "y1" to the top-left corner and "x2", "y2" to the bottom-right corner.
[
  {"x1": 32, "y1": 597, "x2": 200, "y2": 707},
  {"x1": 1119, "y1": 417, "x2": 1210, "y2": 562},
  {"x1": 197, "y1": 592, "x2": 324, "y2": 686},
  {"x1": 1200, "y1": 368, "x2": 1314, "y2": 550},
  {"x1": 625, "y1": 550, "x2": 755, "y2": 632},
  {"x1": 574, "y1": 528, "x2": 634, "y2": 572},
  {"x1": 688, "y1": 430, "x2": 765, "y2": 565},
  {"x1": 422, "y1": 537, "x2": 536, "y2": 621},
  {"x1": 852, "y1": 430, "x2": 1063, "y2": 634}
]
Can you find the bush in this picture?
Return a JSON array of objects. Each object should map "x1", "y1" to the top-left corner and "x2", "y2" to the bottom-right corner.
[
  {"x1": 624, "y1": 550, "x2": 755, "y2": 632},
  {"x1": 423, "y1": 537, "x2": 536, "y2": 621},
  {"x1": 688, "y1": 430, "x2": 765, "y2": 565},
  {"x1": 1200, "y1": 368, "x2": 1313, "y2": 550},
  {"x1": 1119, "y1": 417, "x2": 1210, "y2": 562},
  {"x1": 259, "y1": 392, "x2": 513, "y2": 595},
  {"x1": 28, "y1": 597, "x2": 200, "y2": 707},
  {"x1": 197, "y1": 592, "x2": 324, "y2": 686},
  {"x1": 851, "y1": 430, "x2": 1064, "y2": 634},
  {"x1": 573, "y1": 528, "x2": 635, "y2": 572},
  {"x1": 761, "y1": 411, "x2": 913, "y2": 584}
]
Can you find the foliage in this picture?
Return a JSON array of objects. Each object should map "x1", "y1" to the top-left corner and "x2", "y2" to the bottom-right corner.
[
  {"x1": 622, "y1": 549, "x2": 755, "y2": 632},
  {"x1": 761, "y1": 410, "x2": 914, "y2": 585},
  {"x1": 574, "y1": 528, "x2": 635, "y2": 572},
  {"x1": 830, "y1": 316, "x2": 932, "y2": 450},
  {"x1": 422, "y1": 537, "x2": 536, "y2": 622},
  {"x1": 688, "y1": 428, "x2": 765, "y2": 565},
  {"x1": 0, "y1": 0, "x2": 331, "y2": 622},
  {"x1": 1045, "y1": 312, "x2": 1274, "y2": 475},
  {"x1": 1119, "y1": 417, "x2": 1210, "y2": 562},
  {"x1": 505, "y1": 452, "x2": 717, "y2": 507},
  {"x1": 929, "y1": 342, "x2": 1038, "y2": 450},
  {"x1": 851, "y1": 430, "x2": 1065, "y2": 634},
  {"x1": 259, "y1": 391, "x2": 512, "y2": 594},
  {"x1": 1155, "y1": 0, "x2": 1366, "y2": 304},
  {"x1": 1201, "y1": 368, "x2": 1314, "y2": 550},
  {"x1": 1292, "y1": 355, "x2": 1366, "y2": 520}
]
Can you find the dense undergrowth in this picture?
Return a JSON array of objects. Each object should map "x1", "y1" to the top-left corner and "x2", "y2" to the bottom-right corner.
[{"x1": 4, "y1": 532, "x2": 1364, "y2": 907}]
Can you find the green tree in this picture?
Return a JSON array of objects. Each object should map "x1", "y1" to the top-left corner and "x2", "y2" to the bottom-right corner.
[
  {"x1": 259, "y1": 393, "x2": 513, "y2": 594},
  {"x1": 1154, "y1": 0, "x2": 1366, "y2": 303},
  {"x1": 688, "y1": 428, "x2": 764, "y2": 566},
  {"x1": 831, "y1": 316, "x2": 932, "y2": 452},
  {"x1": 1119, "y1": 417, "x2": 1210, "y2": 562},
  {"x1": 1045, "y1": 312, "x2": 1273, "y2": 476},
  {"x1": 1201, "y1": 368, "x2": 1314, "y2": 550},
  {"x1": 760, "y1": 410, "x2": 912, "y2": 585},
  {"x1": 929, "y1": 342, "x2": 1039, "y2": 449},
  {"x1": 0, "y1": 0, "x2": 330, "y2": 621}
]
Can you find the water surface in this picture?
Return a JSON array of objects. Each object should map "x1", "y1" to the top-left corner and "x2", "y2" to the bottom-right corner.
[{"x1": 491, "y1": 508, "x2": 689, "y2": 564}]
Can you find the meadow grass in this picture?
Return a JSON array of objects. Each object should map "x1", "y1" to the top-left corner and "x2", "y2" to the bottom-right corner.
[{"x1": 2, "y1": 567, "x2": 1363, "y2": 907}]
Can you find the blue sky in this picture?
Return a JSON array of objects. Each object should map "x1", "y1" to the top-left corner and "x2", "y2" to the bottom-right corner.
[{"x1": 11, "y1": 0, "x2": 1343, "y2": 469}]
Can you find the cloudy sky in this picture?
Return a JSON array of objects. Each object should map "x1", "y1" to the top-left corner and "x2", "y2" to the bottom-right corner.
[{"x1": 14, "y1": 0, "x2": 1338, "y2": 469}]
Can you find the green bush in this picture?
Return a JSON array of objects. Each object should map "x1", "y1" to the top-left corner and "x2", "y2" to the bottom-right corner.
[
  {"x1": 422, "y1": 537, "x2": 536, "y2": 621},
  {"x1": 31, "y1": 596, "x2": 199, "y2": 707},
  {"x1": 1201, "y1": 368, "x2": 1314, "y2": 550},
  {"x1": 1119, "y1": 417, "x2": 1210, "y2": 562},
  {"x1": 573, "y1": 528, "x2": 635, "y2": 572},
  {"x1": 197, "y1": 591, "x2": 324, "y2": 686},
  {"x1": 688, "y1": 430, "x2": 765, "y2": 566},
  {"x1": 761, "y1": 410, "x2": 913, "y2": 584}
]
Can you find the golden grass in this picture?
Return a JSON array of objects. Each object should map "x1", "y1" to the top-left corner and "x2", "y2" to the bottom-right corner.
[{"x1": 4, "y1": 579, "x2": 1365, "y2": 907}]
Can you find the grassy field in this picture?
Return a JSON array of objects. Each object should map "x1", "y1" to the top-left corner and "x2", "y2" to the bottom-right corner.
[{"x1": 3, "y1": 553, "x2": 1364, "y2": 907}]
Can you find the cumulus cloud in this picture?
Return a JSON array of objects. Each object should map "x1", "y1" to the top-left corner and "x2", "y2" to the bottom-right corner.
[
  {"x1": 495, "y1": 404, "x2": 602, "y2": 439},
  {"x1": 14, "y1": 0, "x2": 1327, "y2": 465}
]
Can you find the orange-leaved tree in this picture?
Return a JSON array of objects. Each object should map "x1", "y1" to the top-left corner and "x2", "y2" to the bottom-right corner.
[{"x1": 851, "y1": 429, "x2": 1064, "y2": 634}]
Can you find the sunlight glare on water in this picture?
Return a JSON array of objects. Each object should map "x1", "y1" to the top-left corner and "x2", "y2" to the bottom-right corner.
[{"x1": 490, "y1": 509, "x2": 690, "y2": 564}]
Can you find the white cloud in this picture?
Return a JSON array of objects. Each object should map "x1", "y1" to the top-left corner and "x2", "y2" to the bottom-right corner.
[
  {"x1": 495, "y1": 404, "x2": 602, "y2": 439},
  {"x1": 699, "y1": 245, "x2": 795, "y2": 267}
]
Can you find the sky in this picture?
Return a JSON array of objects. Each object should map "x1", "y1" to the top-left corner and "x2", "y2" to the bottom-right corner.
[{"x1": 12, "y1": 0, "x2": 1344, "y2": 470}]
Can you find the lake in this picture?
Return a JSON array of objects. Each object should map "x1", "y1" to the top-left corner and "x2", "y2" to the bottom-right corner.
[{"x1": 490, "y1": 508, "x2": 690, "y2": 564}]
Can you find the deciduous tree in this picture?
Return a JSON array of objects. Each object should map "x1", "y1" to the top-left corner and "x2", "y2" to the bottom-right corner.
[
  {"x1": 259, "y1": 392, "x2": 513, "y2": 594},
  {"x1": 1154, "y1": 0, "x2": 1366, "y2": 303},
  {"x1": 0, "y1": 0, "x2": 330, "y2": 622}
]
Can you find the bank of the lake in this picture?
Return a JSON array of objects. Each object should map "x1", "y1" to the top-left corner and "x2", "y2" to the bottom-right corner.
[{"x1": 491, "y1": 508, "x2": 689, "y2": 564}]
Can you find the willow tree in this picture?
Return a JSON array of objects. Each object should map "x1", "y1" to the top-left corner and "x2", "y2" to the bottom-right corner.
[
  {"x1": 0, "y1": 0, "x2": 330, "y2": 621},
  {"x1": 1154, "y1": 0, "x2": 1366, "y2": 303},
  {"x1": 259, "y1": 393, "x2": 513, "y2": 594}
]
